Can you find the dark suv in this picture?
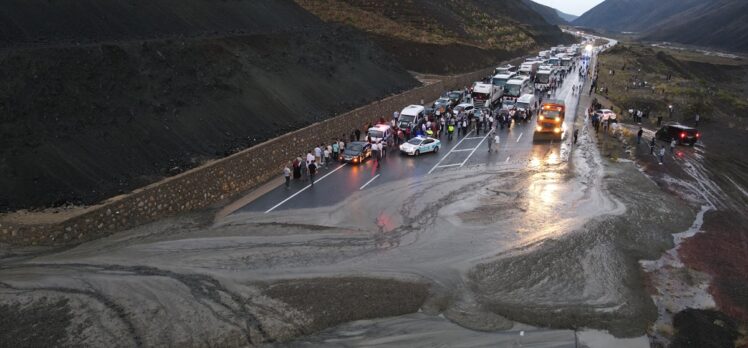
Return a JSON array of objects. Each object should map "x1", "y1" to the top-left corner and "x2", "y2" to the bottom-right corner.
[{"x1": 655, "y1": 124, "x2": 700, "y2": 146}]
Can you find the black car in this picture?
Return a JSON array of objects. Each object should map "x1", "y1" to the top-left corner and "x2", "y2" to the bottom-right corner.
[
  {"x1": 656, "y1": 124, "x2": 700, "y2": 146},
  {"x1": 342, "y1": 141, "x2": 372, "y2": 164}
]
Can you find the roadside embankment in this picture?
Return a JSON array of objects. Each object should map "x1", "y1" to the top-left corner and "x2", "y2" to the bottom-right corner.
[{"x1": 0, "y1": 65, "x2": 494, "y2": 247}]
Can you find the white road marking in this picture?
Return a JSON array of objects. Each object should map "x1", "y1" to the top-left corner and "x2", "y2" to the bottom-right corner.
[
  {"x1": 460, "y1": 129, "x2": 494, "y2": 168},
  {"x1": 452, "y1": 148, "x2": 476, "y2": 152},
  {"x1": 359, "y1": 174, "x2": 381, "y2": 190},
  {"x1": 436, "y1": 163, "x2": 461, "y2": 169},
  {"x1": 516, "y1": 132, "x2": 523, "y2": 143},
  {"x1": 428, "y1": 130, "x2": 474, "y2": 174},
  {"x1": 265, "y1": 163, "x2": 347, "y2": 213},
  {"x1": 505, "y1": 156, "x2": 511, "y2": 163}
]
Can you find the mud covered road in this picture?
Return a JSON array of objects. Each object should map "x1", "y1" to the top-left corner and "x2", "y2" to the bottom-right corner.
[{"x1": 0, "y1": 39, "x2": 703, "y2": 347}]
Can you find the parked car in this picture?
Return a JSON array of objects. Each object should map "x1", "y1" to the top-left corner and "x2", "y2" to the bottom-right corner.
[
  {"x1": 342, "y1": 141, "x2": 372, "y2": 164},
  {"x1": 656, "y1": 124, "x2": 700, "y2": 146}
]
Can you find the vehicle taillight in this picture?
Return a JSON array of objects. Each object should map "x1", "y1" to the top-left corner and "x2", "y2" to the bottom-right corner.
[
  {"x1": 680, "y1": 132, "x2": 686, "y2": 138},
  {"x1": 696, "y1": 132, "x2": 701, "y2": 138}
]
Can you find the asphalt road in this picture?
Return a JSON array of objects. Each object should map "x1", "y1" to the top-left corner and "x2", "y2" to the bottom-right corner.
[{"x1": 234, "y1": 65, "x2": 587, "y2": 214}]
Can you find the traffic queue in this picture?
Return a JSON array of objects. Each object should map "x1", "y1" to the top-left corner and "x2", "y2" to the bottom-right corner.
[{"x1": 284, "y1": 40, "x2": 592, "y2": 183}]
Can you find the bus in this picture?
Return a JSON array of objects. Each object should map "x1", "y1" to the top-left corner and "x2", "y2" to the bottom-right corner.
[{"x1": 503, "y1": 76, "x2": 533, "y2": 102}]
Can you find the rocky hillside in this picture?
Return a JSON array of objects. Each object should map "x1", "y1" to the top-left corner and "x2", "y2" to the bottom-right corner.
[
  {"x1": 0, "y1": 0, "x2": 418, "y2": 211},
  {"x1": 573, "y1": 0, "x2": 748, "y2": 53},
  {"x1": 295, "y1": 0, "x2": 575, "y2": 73}
]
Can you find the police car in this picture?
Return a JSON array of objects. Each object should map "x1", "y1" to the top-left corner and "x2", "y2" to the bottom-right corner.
[{"x1": 399, "y1": 136, "x2": 441, "y2": 156}]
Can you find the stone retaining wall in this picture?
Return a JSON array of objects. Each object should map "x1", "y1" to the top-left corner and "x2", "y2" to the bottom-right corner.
[{"x1": 0, "y1": 66, "x2": 495, "y2": 246}]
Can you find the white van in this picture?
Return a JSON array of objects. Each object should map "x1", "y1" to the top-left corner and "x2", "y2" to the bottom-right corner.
[
  {"x1": 397, "y1": 105, "x2": 425, "y2": 130},
  {"x1": 368, "y1": 124, "x2": 393, "y2": 145}
]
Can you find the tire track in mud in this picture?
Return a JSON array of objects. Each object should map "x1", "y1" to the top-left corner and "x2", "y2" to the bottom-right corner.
[
  {"x1": 0, "y1": 280, "x2": 144, "y2": 347},
  {"x1": 1, "y1": 263, "x2": 270, "y2": 345}
]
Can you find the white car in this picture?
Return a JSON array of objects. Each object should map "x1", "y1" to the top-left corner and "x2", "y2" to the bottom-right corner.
[
  {"x1": 454, "y1": 103, "x2": 475, "y2": 116},
  {"x1": 399, "y1": 136, "x2": 441, "y2": 156}
]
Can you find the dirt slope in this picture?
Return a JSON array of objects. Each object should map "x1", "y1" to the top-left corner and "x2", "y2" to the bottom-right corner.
[
  {"x1": 296, "y1": 0, "x2": 574, "y2": 74},
  {"x1": 0, "y1": 1, "x2": 418, "y2": 211}
]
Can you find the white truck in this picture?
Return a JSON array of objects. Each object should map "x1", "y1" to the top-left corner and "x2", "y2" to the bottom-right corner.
[
  {"x1": 471, "y1": 82, "x2": 502, "y2": 108},
  {"x1": 491, "y1": 72, "x2": 516, "y2": 90},
  {"x1": 494, "y1": 64, "x2": 517, "y2": 76},
  {"x1": 519, "y1": 61, "x2": 540, "y2": 79},
  {"x1": 535, "y1": 65, "x2": 555, "y2": 91}
]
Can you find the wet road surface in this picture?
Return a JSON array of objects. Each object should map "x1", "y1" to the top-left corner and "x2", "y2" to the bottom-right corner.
[
  {"x1": 235, "y1": 68, "x2": 584, "y2": 214},
  {"x1": 2, "y1": 38, "x2": 688, "y2": 348}
]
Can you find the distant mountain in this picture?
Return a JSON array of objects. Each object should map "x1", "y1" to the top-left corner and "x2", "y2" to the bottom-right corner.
[
  {"x1": 572, "y1": 0, "x2": 707, "y2": 33},
  {"x1": 555, "y1": 10, "x2": 578, "y2": 23},
  {"x1": 574, "y1": 0, "x2": 748, "y2": 53},
  {"x1": 521, "y1": 0, "x2": 568, "y2": 25},
  {"x1": 643, "y1": 0, "x2": 748, "y2": 53}
]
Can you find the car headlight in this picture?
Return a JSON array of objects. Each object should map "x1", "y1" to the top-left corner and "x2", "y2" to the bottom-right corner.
[
  {"x1": 554, "y1": 127, "x2": 561, "y2": 133},
  {"x1": 536, "y1": 126, "x2": 543, "y2": 132}
]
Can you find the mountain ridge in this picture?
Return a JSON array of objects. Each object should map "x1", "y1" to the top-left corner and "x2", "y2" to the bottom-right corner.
[{"x1": 573, "y1": 0, "x2": 748, "y2": 53}]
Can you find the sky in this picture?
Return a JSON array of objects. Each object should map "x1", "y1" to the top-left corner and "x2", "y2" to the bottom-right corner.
[{"x1": 531, "y1": 0, "x2": 606, "y2": 16}]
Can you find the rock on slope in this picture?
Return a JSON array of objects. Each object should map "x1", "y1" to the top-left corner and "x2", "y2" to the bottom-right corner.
[{"x1": 0, "y1": 0, "x2": 418, "y2": 211}]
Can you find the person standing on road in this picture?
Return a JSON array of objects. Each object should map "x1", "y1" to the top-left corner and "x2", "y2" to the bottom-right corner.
[
  {"x1": 657, "y1": 115, "x2": 663, "y2": 127},
  {"x1": 637, "y1": 127, "x2": 643, "y2": 144},
  {"x1": 456, "y1": 117, "x2": 462, "y2": 137},
  {"x1": 314, "y1": 145, "x2": 322, "y2": 166},
  {"x1": 293, "y1": 157, "x2": 302, "y2": 179},
  {"x1": 301, "y1": 154, "x2": 309, "y2": 182},
  {"x1": 670, "y1": 139, "x2": 677, "y2": 154},
  {"x1": 493, "y1": 133, "x2": 500, "y2": 152},
  {"x1": 323, "y1": 146, "x2": 331, "y2": 168},
  {"x1": 658, "y1": 146, "x2": 666, "y2": 165},
  {"x1": 695, "y1": 113, "x2": 700, "y2": 127},
  {"x1": 573, "y1": 129, "x2": 579, "y2": 144},
  {"x1": 283, "y1": 163, "x2": 291, "y2": 188},
  {"x1": 487, "y1": 131, "x2": 494, "y2": 152},
  {"x1": 332, "y1": 140, "x2": 340, "y2": 163},
  {"x1": 371, "y1": 141, "x2": 379, "y2": 165},
  {"x1": 308, "y1": 161, "x2": 317, "y2": 186},
  {"x1": 649, "y1": 137, "x2": 656, "y2": 155}
]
